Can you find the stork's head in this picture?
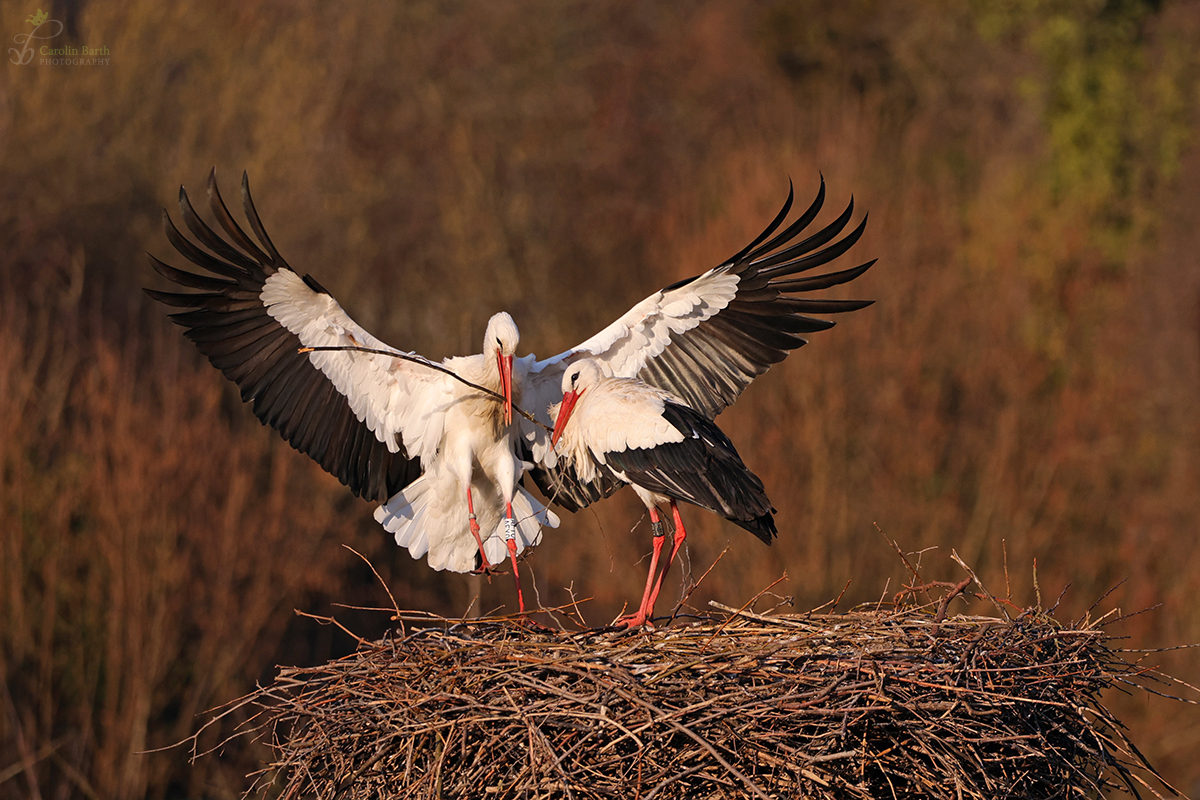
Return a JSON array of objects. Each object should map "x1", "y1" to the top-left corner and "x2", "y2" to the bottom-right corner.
[
  {"x1": 484, "y1": 312, "x2": 520, "y2": 426},
  {"x1": 551, "y1": 359, "x2": 603, "y2": 448}
]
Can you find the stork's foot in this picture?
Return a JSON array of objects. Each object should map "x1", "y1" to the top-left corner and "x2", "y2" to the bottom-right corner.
[
  {"x1": 515, "y1": 617, "x2": 556, "y2": 633},
  {"x1": 611, "y1": 607, "x2": 657, "y2": 630},
  {"x1": 467, "y1": 514, "x2": 494, "y2": 574},
  {"x1": 470, "y1": 541, "x2": 498, "y2": 576}
]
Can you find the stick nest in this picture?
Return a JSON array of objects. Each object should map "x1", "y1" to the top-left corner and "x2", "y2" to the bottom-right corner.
[{"x1": 224, "y1": 600, "x2": 1176, "y2": 799}]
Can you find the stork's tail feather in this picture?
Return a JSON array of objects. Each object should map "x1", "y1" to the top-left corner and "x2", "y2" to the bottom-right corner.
[
  {"x1": 375, "y1": 474, "x2": 443, "y2": 565},
  {"x1": 374, "y1": 476, "x2": 559, "y2": 573},
  {"x1": 732, "y1": 509, "x2": 778, "y2": 545}
]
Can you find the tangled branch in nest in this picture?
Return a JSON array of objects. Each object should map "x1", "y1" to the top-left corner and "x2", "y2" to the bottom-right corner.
[{"x1": 205, "y1": 594, "x2": 1189, "y2": 800}]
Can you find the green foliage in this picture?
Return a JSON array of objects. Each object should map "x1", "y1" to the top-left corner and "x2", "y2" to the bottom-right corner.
[{"x1": 974, "y1": 0, "x2": 1190, "y2": 241}]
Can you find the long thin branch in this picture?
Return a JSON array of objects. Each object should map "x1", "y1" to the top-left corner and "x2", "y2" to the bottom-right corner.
[{"x1": 297, "y1": 344, "x2": 553, "y2": 433}]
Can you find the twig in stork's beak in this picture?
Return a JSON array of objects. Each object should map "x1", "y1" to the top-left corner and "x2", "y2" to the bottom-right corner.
[
  {"x1": 297, "y1": 345, "x2": 554, "y2": 434},
  {"x1": 497, "y1": 352, "x2": 514, "y2": 426},
  {"x1": 551, "y1": 389, "x2": 583, "y2": 449}
]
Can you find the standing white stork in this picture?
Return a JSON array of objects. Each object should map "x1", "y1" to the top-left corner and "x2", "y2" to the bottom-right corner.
[
  {"x1": 146, "y1": 171, "x2": 556, "y2": 613},
  {"x1": 549, "y1": 359, "x2": 776, "y2": 627},
  {"x1": 498, "y1": 178, "x2": 874, "y2": 625}
]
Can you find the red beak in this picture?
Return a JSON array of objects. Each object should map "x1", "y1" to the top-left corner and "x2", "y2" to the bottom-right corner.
[
  {"x1": 497, "y1": 352, "x2": 513, "y2": 426},
  {"x1": 551, "y1": 389, "x2": 583, "y2": 449}
]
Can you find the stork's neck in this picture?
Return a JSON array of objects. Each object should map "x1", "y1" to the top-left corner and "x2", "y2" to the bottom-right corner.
[
  {"x1": 480, "y1": 349, "x2": 503, "y2": 394},
  {"x1": 448, "y1": 350, "x2": 520, "y2": 431},
  {"x1": 556, "y1": 421, "x2": 598, "y2": 484},
  {"x1": 451, "y1": 350, "x2": 501, "y2": 393}
]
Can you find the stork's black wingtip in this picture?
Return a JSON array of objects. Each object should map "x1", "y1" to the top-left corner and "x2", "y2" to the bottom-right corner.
[{"x1": 241, "y1": 171, "x2": 256, "y2": 209}]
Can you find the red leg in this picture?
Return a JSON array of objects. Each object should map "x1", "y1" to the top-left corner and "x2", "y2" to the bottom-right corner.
[
  {"x1": 615, "y1": 507, "x2": 666, "y2": 629},
  {"x1": 466, "y1": 487, "x2": 492, "y2": 573},
  {"x1": 643, "y1": 500, "x2": 688, "y2": 622},
  {"x1": 503, "y1": 502, "x2": 527, "y2": 614}
]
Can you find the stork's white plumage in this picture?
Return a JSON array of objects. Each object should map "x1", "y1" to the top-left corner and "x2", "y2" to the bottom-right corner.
[
  {"x1": 549, "y1": 360, "x2": 776, "y2": 628},
  {"x1": 146, "y1": 172, "x2": 555, "y2": 612}
]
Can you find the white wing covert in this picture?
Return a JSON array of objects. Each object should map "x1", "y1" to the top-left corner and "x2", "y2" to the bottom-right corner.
[{"x1": 259, "y1": 268, "x2": 454, "y2": 464}]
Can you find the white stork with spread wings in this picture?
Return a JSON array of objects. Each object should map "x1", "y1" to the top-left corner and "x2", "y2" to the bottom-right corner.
[
  {"x1": 549, "y1": 359, "x2": 776, "y2": 628},
  {"x1": 146, "y1": 172, "x2": 556, "y2": 613}
]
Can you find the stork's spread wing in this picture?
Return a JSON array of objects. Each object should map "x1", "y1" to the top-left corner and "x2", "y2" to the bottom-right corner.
[
  {"x1": 145, "y1": 170, "x2": 453, "y2": 502},
  {"x1": 564, "y1": 178, "x2": 874, "y2": 418}
]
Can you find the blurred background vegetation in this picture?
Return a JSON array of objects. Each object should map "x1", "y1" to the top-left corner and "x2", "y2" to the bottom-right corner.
[{"x1": 2, "y1": 0, "x2": 1199, "y2": 796}]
